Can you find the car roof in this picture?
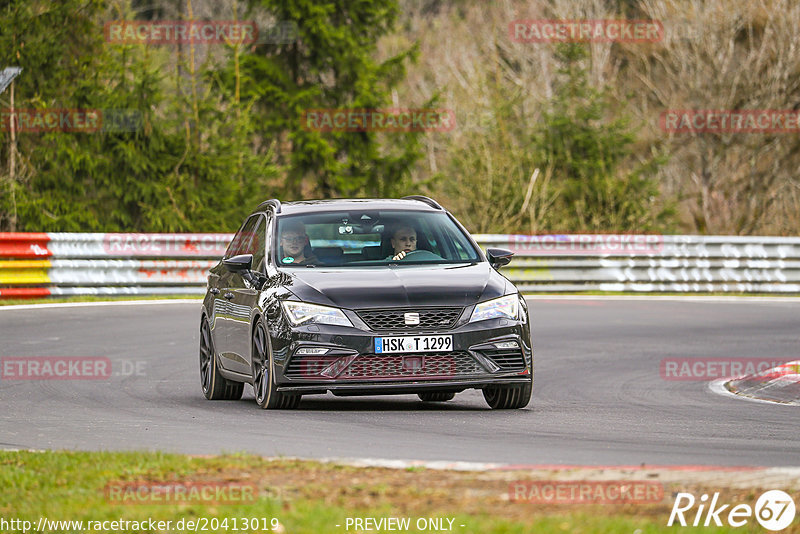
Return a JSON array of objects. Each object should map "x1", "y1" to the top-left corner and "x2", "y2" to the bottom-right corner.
[{"x1": 254, "y1": 198, "x2": 443, "y2": 216}]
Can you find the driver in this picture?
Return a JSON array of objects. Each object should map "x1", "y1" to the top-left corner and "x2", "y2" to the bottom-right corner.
[
  {"x1": 387, "y1": 225, "x2": 417, "y2": 261},
  {"x1": 280, "y1": 221, "x2": 317, "y2": 265}
]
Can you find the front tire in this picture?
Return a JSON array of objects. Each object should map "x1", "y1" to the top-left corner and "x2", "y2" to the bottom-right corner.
[
  {"x1": 418, "y1": 392, "x2": 455, "y2": 402},
  {"x1": 252, "y1": 323, "x2": 301, "y2": 410},
  {"x1": 482, "y1": 377, "x2": 532, "y2": 409},
  {"x1": 200, "y1": 317, "x2": 244, "y2": 400}
]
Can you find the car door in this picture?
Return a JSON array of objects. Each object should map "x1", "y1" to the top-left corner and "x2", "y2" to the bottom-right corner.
[
  {"x1": 225, "y1": 214, "x2": 267, "y2": 375},
  {"x1": 216, "y1": 215, "x2": 260, "y2": 374}
]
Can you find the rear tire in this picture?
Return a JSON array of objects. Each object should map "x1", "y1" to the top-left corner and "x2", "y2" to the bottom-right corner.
[
  {"x1": 482, "y1": 378, "x2": 532, "y2": 409},
  {"x1": 252, "y1": 323, "x2": 301, "y2": 410},
  {"x1": 418, "y1": 392, "x2": 456, "y2": 402},
  {"x1": 200, "y1": 318, "x2": 244, "y2": 400}
]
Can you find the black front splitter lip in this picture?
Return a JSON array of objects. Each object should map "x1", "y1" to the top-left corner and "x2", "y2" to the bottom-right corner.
[{"x1": 276, "y1": 376, "x2": 531, "y2": 396}]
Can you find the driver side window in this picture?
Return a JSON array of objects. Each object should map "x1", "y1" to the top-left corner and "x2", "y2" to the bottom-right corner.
[
  {"x1": 251, "y1": 216, "x2": 267, "y2": 273},
  {"x1": 225, "y1": 215, "x2": 259, "y2": 258}
]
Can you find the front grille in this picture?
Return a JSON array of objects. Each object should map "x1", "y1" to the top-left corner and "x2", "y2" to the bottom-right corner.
[
  {"x1": 342, "y1": 352, "x2": 480, "y2": 379},
  {"x1": 286, "y1": 352, "x2": 483, "y2": 379},
  {"x1": 481, "y1": 349, "x2": 526, "y2": 371},
  {"x1": 357, "y1": 307, "x2": 463, "y2": 331}
]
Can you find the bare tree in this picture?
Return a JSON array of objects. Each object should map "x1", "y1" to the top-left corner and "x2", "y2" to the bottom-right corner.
[{"x1": 622, "y1": 0, "x2": 800, "y2": 234}]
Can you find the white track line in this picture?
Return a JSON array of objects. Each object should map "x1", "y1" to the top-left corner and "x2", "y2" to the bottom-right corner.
[
  {"x1": 0, "y1": 299, "x2": 202, "y2": 311},
  {"x1": 275, "y1": 456, "x2": 800, "y2": 472}
]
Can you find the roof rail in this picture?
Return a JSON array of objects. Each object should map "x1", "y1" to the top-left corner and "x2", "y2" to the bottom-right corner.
[
  {"x1": 401, "y1": 195, "x2": 443, "y2": 210},
  {"x1": 256, "y1": 198, "x2": 282, "y2": 214}
]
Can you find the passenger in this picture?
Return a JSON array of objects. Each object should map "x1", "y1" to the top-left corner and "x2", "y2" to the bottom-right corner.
[
  {"x1": 386, "y1": 225, "x2": 417, "y2": 261},
  {"x1": 279, "y1": 221, "x2": 317, "y2": 265}
]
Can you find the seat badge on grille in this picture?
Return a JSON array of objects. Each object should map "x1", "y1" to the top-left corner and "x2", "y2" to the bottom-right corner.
[{"x1": 404, "y1": 312, "x2": 420, "y2": 326}]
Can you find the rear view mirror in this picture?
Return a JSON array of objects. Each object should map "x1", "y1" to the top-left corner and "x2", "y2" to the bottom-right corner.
[
  {"x1": 223, "y1": 254, "x2": 253, "y2": 272},
  {"x1": 486, "y1": 248, "x2": 514, "y2": 269}
]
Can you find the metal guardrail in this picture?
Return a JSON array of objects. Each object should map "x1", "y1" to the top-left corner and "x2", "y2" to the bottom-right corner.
[
  {"x1": 1, "y1": 232, "x2": 799, "y2": 298},
  {"x1": 0, "y1": 233, "x2": 228, "y2": 298},
  {"x1": 482, "y1": 234, "x2": 800, "y2": 293}
]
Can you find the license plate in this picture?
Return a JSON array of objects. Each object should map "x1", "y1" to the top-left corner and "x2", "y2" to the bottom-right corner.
[{"x1": 374, "y1": 335, "x2": 453, "y2": 354}]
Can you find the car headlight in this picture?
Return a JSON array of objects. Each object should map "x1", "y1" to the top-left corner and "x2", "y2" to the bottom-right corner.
[
  {"x1": 470, "y1": 295, "x2": 520, "y2": 323},
  {"x1": 281, "y1": 301, "x2": 353, "y2": 327}
]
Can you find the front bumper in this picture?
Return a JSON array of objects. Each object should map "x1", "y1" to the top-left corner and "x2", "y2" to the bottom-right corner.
[
  {"x1": 277, "y1": 377, "x2": 532, "y2": 395},
  {"x1": 270, "y1": 315, "x2": 533, "y2": 394}
]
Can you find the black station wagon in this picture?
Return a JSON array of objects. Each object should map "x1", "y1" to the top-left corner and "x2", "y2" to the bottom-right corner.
[{"x1": 199, "y1": 196, "x2": 533, "y2": 409}]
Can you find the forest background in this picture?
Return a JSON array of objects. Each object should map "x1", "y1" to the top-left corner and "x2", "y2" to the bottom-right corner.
[{"x1": 1, "y1": 0, "x2": 799, "y2": 236}]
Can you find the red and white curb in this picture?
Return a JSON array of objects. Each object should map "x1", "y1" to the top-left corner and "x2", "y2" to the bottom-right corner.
[{"x1": 709, "y1": 360, "x2": 800, "y2": 406}]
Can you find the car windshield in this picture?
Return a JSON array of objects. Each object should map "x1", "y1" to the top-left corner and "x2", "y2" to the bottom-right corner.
[{"x1": 275, "y1": 210, "x2": 481, "y2": 267}]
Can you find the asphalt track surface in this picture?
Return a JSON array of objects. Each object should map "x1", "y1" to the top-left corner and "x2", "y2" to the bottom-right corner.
[{"x1": 1, "y1": 298, "x2": 798, "y2": 466}]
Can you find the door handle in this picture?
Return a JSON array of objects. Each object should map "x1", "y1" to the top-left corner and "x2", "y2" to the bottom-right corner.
[
  {"x1": 223, "y1": 292, "x2": 235, "y2": 300},
  {"x1": 209, "y1": 288, "x2": 220, "y2": 295}
]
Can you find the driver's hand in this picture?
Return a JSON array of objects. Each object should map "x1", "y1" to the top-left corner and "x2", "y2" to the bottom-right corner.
[{"x1": 392, "y1": 250, "x2": 408, "y2": 261}]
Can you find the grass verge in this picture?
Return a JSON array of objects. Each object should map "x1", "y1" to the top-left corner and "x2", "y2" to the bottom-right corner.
[{"x1": 1, "y1": 450, "x2": 796, "y2": 533}]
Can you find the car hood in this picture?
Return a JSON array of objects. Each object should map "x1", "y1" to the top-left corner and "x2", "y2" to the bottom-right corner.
[{"x1": 281, "y1": 262, "x2": 510, "y2": 309}]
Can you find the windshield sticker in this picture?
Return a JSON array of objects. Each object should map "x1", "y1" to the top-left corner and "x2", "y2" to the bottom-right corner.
[{"x1": 282, "y1": 257, "x2": 294, "y2": 264}]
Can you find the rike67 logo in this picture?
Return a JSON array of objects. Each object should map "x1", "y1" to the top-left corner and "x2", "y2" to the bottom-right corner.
[{"x1": 669, "y1": 490, "x2": 796, "y2": 531}]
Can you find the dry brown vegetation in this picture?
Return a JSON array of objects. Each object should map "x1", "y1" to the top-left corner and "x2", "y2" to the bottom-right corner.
[{"x1": 381, "y1": 0, "x2": 800, "y2": 235}]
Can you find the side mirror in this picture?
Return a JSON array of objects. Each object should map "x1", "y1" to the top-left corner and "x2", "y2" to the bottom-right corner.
[
  {"x1": 223, "y1": 254, "x2": 253, "y2": 273},
  {"x1": 486, "y1": 247, "x2": 514, "y2": 269}
]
